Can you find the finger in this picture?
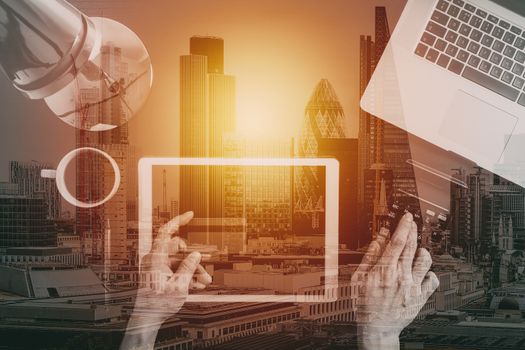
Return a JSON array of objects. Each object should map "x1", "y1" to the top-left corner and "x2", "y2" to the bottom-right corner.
[
  {"x1": 380, "y1": 212, "x2": 413, "y2": 264},
  {"x1": 354, "y1": 241, "x2": 380, "y2": 277},
  {"x1": 171, "y1": 251, "x2": 201, "y2": 291},
  {"x1": 168, "y1": 236, "x2": 187, "y2": 256},
  {"x1": 412, "y1": 248, "x2": 432, "y2": 285},
  {"x1": 168, "y1": 239, "x2": 190, "y2": 270},
  {"x1": 195, "y1": 264, "x2": 212, "y2": 285},
  {"x1": 152, "y1": 212, "x2": 193, "y2": 254},
  {"x1": 189, "y1": 281, "x2": 207, "y2": 290},
  {"x1": 398, "y1": 221, "x2": 418, "y2": 283},
  {"x1": 375, "y1": 227, "x2": 389, "y2": 252},
  {"x1": 421, "y1": 271, "x2": 439, "y2": 296},
  {"x1": 354, "y1": 228, "x2": 389, "y2": 276},
  {"x1": 160, "y1": 211, "x2": 194, "y2": 237}
]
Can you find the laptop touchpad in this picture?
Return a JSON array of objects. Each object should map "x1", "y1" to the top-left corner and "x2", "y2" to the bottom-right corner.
[{"x1": 438, "y1": 90, "x2": 517, "y2": 164}]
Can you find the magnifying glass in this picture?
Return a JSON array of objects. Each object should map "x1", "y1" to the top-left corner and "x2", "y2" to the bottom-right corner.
[{"x1": 41, "y1": 147, "x2": 121, "y2": 209}]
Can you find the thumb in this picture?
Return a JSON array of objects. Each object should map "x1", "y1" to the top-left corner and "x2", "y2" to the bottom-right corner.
[
  {"x1": 153, "y1": 211, "x2": 194, "y2": 253},
  {"x1": 421, "y1": 271, "x2": 440, "y2": 296},
  {"x1": 172, "y1": 251, "x2": 201, "y2": 291}
]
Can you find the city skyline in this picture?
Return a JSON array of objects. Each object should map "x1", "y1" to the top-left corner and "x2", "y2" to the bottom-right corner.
[
  {"x1": 4, "y1": 2, "x2": 525, "y2": 350},
  {"x1": 0, "y1": 0, "x2": 407, "y2": 178}
]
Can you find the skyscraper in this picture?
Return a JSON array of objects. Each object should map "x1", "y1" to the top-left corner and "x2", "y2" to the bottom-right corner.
[
  {"x1": 0, "y1": 182, "x2": 56, "y2": 248},
  {"x1": 180, "y1": 36, "x2": 236, "y2": 220},
  {"x1": 170, "y1": 200, "x2": 180, "y2": 219},
  {"x1": 75, "y1": 44, "x2": 129, "y2": 268},
  {"x1": 179, "y1": 54, "x2": 209, "y2": 218},
  {"x1": 484, "y1": 176, "x2": 525, "y2": 252},
  {"x1": 76, "y1": 127, "x2": 105, "y2": 262},
  {"x1": 208, "y1": 73, "x2": 236, "y2": 218},
  {"x1": 358, "y1": 34, "x2": 376, "y2": 206},
  {"x1": 318, "y1": 138, "x2": 359, "y2": 248},
  {"x1": 364, "y1": 165, "x2": 393, "y2": 241},
  {"x1": 190, "y1": 36, "x2": 224, "y2": 74},
  {"x1": 244, "y1": 139, "x2": 294, "y2": 237},
  {"x1": 9, "y1": 161, "x2": 61, "y2": 219},
  {"x1": 295, "y1": 79, "x2": 346, "y2": 232},
  {"x1": 450, "y1": 168, "x2": 489, "y2": 262},
  {"x1": 358, "y1": 7, "x2": 419, "y2": 241},
  {"x1": 222, "y1": 134, "x2": 294, "y2": 238}
]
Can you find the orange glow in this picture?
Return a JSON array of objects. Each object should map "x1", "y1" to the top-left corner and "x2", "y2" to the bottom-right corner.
[{"x1": 115, "y1": 0, "x2": 406, "y2": 157}]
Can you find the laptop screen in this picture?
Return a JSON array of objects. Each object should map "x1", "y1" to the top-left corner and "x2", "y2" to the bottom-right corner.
[{"x1": 490, "y1": 0, "x2": 525, "y2": 18}]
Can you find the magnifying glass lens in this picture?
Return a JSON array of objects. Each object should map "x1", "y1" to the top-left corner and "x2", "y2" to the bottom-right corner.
[{"x1": 43, "y1": 147, "x2": 121, "y2": 209}]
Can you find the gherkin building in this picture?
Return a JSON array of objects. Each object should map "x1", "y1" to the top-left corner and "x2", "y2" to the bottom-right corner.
[{"x1": 295, "y1": 79, "x2": 346, "y2": 230}]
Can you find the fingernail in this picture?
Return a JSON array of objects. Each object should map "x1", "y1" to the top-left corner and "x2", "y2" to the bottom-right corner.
[
  {"x1": 378, "y1": 227, "x2": 389, "y2": 238},
  {"x1": 418, "y1": 248, "x2": 431, "y2": 260},
  {"x1": 404, "y1": 212, "x2": 413, "y2": 222},
  {"x1": 181, "y1": 211, "x2": 194, "y2": 222},
  {"x1": 432, "y1": 275, "x2": 440, "y2": 289},
  {"x1": 369, "y1": 240, "x2": 380, "y2": 253}
]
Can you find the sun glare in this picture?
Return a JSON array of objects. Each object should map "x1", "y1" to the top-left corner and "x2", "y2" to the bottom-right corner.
[{"x1": 235, "y1": 77, "x2": 306, "y2": 141}]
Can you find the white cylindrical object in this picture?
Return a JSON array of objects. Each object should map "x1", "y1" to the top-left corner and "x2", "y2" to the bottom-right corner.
[
  {"x1": 0, "y1": 0, "x2": 97, "y2": 99},
  {"x1": 40, "y1": 169, "x2": 57, "y2": 179}
]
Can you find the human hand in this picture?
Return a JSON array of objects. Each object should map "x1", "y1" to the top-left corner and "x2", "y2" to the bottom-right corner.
[
  {"x1": 120, "y1": 211, "x2": 211, "y2": 350},
  {"x1": 352, "y1": 213, "x2": 439, "y2": 350}
]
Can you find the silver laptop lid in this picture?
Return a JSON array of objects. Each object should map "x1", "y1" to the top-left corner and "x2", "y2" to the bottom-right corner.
[{"x1": 489, "y1": 0, "x2": 525, "y2": 17}]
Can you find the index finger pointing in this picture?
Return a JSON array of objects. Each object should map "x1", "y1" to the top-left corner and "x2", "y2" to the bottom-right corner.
[
  {"x1": 380, "y1": 212, "x2": 413, "y2": 264},
  {"x1": 152, "y1": 212, "x2": 193, "y2": 254},
  {"x1": 160, "y1": 211, "x2": 194, "y2": 236}
]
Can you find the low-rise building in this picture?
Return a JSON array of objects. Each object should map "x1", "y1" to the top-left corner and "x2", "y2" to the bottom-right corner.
[
  {"x1": 299, "y1": 281, "x2": 358, "y2": 324},
  {"x1": 0, "y1": 264, "x2": 105, "y2": 298},
  {"x1": 0, "y1": 300, "x2": 192, "y2": 350},
  {"x1": 0, "y1": 246, "x2": 83, "y2": 266},
  {"x1": 57, "y1": 234, "x2": 82, "y2": 253},
  {"x1": 178, "y1": 301, "x2": 301, "y2": 348}
]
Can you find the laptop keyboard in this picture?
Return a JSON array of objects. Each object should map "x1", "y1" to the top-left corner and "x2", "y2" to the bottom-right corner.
[{"x1": 415, "y1": 0, "x2": 525, "y2": 107}]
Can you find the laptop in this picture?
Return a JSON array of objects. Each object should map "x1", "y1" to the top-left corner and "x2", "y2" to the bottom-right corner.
[{"x1": 361, "y1": 0, "x2": 525, "y2": 186}]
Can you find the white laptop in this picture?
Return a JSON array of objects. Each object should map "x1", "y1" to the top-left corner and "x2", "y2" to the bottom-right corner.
[{"x1": 361, "y1": 0, "x2": 525, "y2": 186}]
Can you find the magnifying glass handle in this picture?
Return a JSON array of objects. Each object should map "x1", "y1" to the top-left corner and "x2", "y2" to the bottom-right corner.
[{"x1": 41, "y1": 169, "x2": 57, "y2": 179}]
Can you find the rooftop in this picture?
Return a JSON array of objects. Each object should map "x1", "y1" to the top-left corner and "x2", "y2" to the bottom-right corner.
[{"x1": 5, "y1": 247, "x2": 73, "y2": 256}]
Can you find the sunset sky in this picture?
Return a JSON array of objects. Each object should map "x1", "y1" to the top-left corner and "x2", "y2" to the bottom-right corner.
[{"x1": 0, "y1": 0, "x2": 407, "y2": 180}]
